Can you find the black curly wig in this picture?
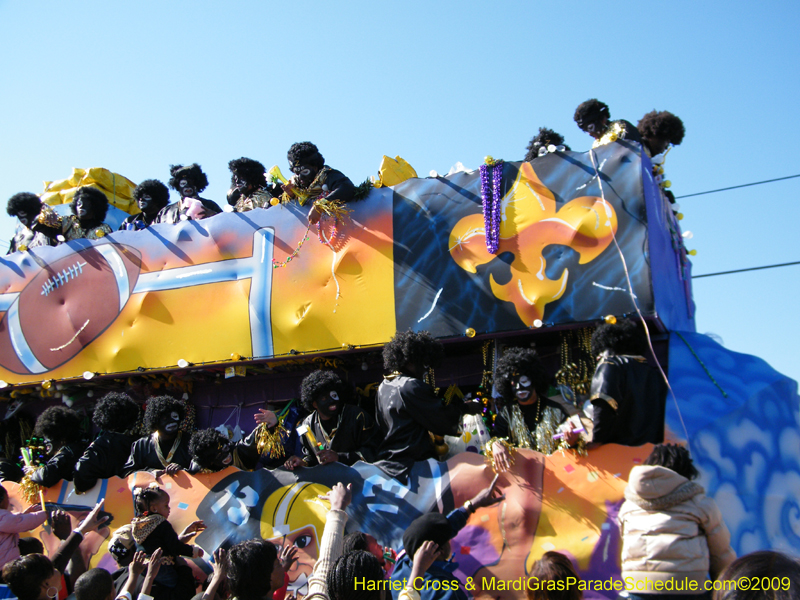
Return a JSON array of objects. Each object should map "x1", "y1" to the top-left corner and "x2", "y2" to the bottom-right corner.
[
  {"x1": 189, "y1": 428, "x2": 228, "y2": 468},
  {"x1": 287, "y1": 142, "x2": 325, "y2": 171},
  {"x1": 299, "y1": 370, "x2": 351, "y2": 413},
  {"x1": 637, "y1": 110, "x2": 685, "y2": 153},
  {"x1": 34, "y1": 406, "x2": 82, "y2": 444},
  {"x1": 524, "y1": 128, "x2": 572, "y2": 162},
  {"x1": 133, "y1": 179, "x2": 170, "y2": 212},
  {"x1": 93, "y1": 392, "x2": 140, "y2": 432},
  {"x1": 494, "y1": 347, "x2": 551, "y2": 401},
  {"x1": 382, "y1": 330, "x2": 445, "y2": 373},
  {"x1": 590, "y1": 319, "x2": 647, "y2": 357},
  {"x1": 70, "y1": 186, "x2": 109, "y2": 224},
  {"x1": 168, "y1": 164, "x2": 209, "y2": 194},
  {"x1": 142, "y1": 395, "x2": 185, "y2": 433},
  {"x1": 6, "y1": 192, "x2": 42, "y2": 219},
  {"x1": 573, "y1": 99, "x2": 610, "y2": 132},
  {"x1": 229, "y1": 157, "x2": 267, "y2": 188}
]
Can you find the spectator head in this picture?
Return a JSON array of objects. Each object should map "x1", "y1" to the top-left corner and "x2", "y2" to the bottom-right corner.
[
  {"x1": 403, "y1": 512, "x2": 455, "y2": 562},
  {"x1": 74, "y1": 568, "x2": 114, "y2": 600},
  {"x1": 326, "y1": 550, "x2": 385, "y2": 600},
  {"x1": 714, "y1": 551, "x2": 800, "y2": 600},
  {"x1": 526, "y1": 551, "x2": 582, "y2": 600},
  {"x1": 643, "y1": 443, "x2": 699, "y2": 480},
  {"x1": 1, "y1": 553, "x2": 60, "y2": 600},
  {"x1": 343, "y1": 531, "x2": 386, "y2": 566},
  {"x1": 226, "y1": 539, "x2": 282, "y2": 600},
  {"x1": 18, "y1": 538, "x2": 44, "y2": 556}
]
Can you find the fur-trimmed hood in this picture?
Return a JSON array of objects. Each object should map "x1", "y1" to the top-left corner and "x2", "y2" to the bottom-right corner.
[{"x1": 624, "y1": 465, "x2": 704, "y2": 511}]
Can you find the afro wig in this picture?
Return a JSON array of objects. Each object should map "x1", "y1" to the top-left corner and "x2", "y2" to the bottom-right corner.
[
  {"x1": 188, "y1": 428, "x2": 228, "y2": 469},
  {"x1": 70, "y1": 186, "x2": 109, "y2": 224},
  {"x1": 573, "y1": 99, "x2": 610, "y2": 132},
  {"x1": 524, "y1": 127, "x2": 571, "y2": 162},
  {"x1": 494, "y1": 347, "x2": 551, "y2": 401},
  {"x1": 228, "y1": 157, "x2": 267, "y2": 188},
  {"x1": 133, "y1": 179, "x2": 170, "y2": 212},
  {"x1": 382, "y1": 330, "x2": 445, "y2": 373},
  {"x1": 33, "y1": 406, "x2": 82, "y2": 444},
  {"x1": 299, "y1": 370, "x2": 351, "y2": 413},
  {"x1": 142, "y1": 395, "x2": 185, "y2": 433},
  {"x1": 590, "y1": 318, "x2": 647, "y2": 357},
  {"x1": 637, "y1": 110, "x2": 685, "y2": 153},
  {"x1": 168, "y1": 164, "x2": 209, "y2": 193},
  {"x1": 6, "y1": 192, "x2": 42, "y2": 219},
  {"x1": 287, "y1": 142, "x2": 325, "y2": 171},
  {"x1": 93, "y1": 392, "x2": 140, "y2": 433}
]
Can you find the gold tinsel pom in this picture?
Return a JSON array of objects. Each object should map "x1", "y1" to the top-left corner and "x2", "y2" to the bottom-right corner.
[
  {"x1": 256, "y1": 422, "x2": 288, "y2": 459},
  {"x1": 314, "y1": 198, "x2": 352, "y2": 221},
  {"x1": 20, "y1": 474, "x2": 42, "y2": 506}
]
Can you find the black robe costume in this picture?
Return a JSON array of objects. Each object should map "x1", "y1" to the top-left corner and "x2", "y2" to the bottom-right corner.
[
  {"x1": 588, "y1": 352, "x2": 667, "y2": 446},
  {"x1": 188, "y1": 426, "x2": 263, "y2": 473},
  {"x1": 154, "y1": 197, "x2": 223, "y2": 224},
  {"x1": 374, "y1": 374, "x2": 462, "y2": 481},
  {"x1": 122, "y1": 433, "x2": 192, "y2": 476},
  {"x1": 298, "y1": 404, "x2": 377, "y2": 466},
  {"x1": 30, "y1": 441, "x2": 85, "y2": 488},
  {"x1": 7, "y1": 226, "x2": 55, "y2": 254},
  {"x1": 73, "y1": 432, "x2": 137, "y2": 492}
]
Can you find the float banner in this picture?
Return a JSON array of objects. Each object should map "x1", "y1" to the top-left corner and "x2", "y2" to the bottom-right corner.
[
  {"x1": 0, "y1": 144, "x2": 690, "y2": 382},
  {"x1": 9, "y1": 446, "x2": 646, "y2": 600}
]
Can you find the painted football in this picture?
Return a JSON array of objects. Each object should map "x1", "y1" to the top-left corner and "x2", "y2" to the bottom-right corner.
[{"x1": 0, "y1": 243, "x2": 141, "y2": 375}]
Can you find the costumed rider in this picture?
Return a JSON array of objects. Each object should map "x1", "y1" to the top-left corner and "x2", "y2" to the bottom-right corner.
[
  {"x1": 280, "y1": 142, "x2": 357, "y2": 225},
  {"x1": 74, "y1": 392, "x2": 141, "y2": 493},
  {"x1": 155, "y1": 164, "x2": 222, "y2": 224},
  {"x1": 488, "y1": 347, "x2": 583, "y2": 472},
  {"x1": 391, "y1": 475, "x2": 505, "y2": 600},
  {"x1": 373, "y1": 330, "x2": 481, "y2": 482},
  {"x1": 188, "y1": 407, "x2": 278, "y2": 473},
  {"x1": 574, "y1": 98, "x2": 642, "y2": 149},
  {"x1": 119, "y1": 179, "x2": 171, "y2": 230},
  {"x1": 5, "y1": 192, "x2": 58, "y2": 253},
  {"x1": 28, "y1": 406, "x2": 85, "y2": 488},
  {"x1": 524, "y1": 127, "x2": 571, "y2": 162},
  {"x1": 34, "y1": 186, "x2": 113, "y2": 243},
  {"x1": 122, "y1": 396, "x2": 192, "y2": 476},
  {"x1": 284, "y1": 370, "x2": 377, "y2": 470},
  {"x1": 579, "y1": 319, "x2": 667, "y2": 447},
  {"x1": 637, "y1": 110, "x2": 686, "y2": 205},
  {"x1": 226, "y1": 157, "x2": 282, "y2": 212}
]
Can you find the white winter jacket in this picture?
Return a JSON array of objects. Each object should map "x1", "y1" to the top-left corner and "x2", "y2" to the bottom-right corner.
[{"x1": 619, "y1": 465, "x2": 736, "y2": 593}]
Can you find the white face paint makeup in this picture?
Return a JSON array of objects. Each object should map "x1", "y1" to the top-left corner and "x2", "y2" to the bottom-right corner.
[{"x1": 515, "y1": 375, "x2": 537, "y2": 405}]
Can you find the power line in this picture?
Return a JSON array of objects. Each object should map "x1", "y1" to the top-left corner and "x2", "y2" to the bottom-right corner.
[
  {"x1": 692, "y1": 260, "x2": 800, "y2": 279},
  {"x1": 676, "y1": 173, "x2": 800, "y2": 199}
]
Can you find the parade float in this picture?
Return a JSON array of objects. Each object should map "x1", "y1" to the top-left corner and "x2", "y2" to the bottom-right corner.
[{"x1": 0, "y1": 141, "x2": 797, "y2": 599}]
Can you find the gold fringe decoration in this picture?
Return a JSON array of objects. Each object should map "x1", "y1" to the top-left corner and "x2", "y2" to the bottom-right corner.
[
  {"x1": 256, "y1": 421, "x2": 288, "y2": 459},
  {"x1": 20, "y1": 471, "x2": 43, "y2": 506},
  {"x1": 484, "y1": 437, "x2": 516, "y2": 473},
  {"x1": 313, "y1": 198, "x2": 352, "y2": 221}
]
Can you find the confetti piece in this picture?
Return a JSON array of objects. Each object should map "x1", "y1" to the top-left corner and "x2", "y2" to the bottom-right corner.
[
  {"x1": 557, "y1": 487, "x2": 565, "y2": 494},
  {"x1": 542, "y1": 543, "x2": 556, "y2": 551},
  {"x1": 581, "y1": 536, "x2": 589, "y2": 542},
  {"x1": 177, "y1": 502, "x2": 189, "y2": 510},
  {"x1": 481, "y1": 515, "x2": 490, "y2": 523},
  {"x1": 601, "y1": 523, "x2": 611, "y2": 530},
  {"x1": 613, "y1": 473, "x2": 621, "y2": 478},
  {"x1": 633, "y1": 458, "x2": 641, "y2": 463},
  {"x1": 117, "y1": 487, "x2": 127, "y2": 493},
  {"x1": 460, "y1": 547, "x2": 471, "y2": 555},
  {"x1": 564, "y1": 465, "x2": 575, "y2": 473},
  {"x1": 163, "y1": 482, "x2": 172, "y2": 490},
  {"x1": 587, "y1": 472, "x2": 599, "y2": 482}
]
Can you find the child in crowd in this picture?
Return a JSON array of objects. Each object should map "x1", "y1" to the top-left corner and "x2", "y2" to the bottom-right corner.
[
  {"x1": 130, "y1": 484, "x2": 205, "y2": 600},
  {"x1": 619, "y1": 444, "x2": 736, "y2": 600},
  {"x1": 0, "y1": 484, "x2": 47, "y2": 571}
]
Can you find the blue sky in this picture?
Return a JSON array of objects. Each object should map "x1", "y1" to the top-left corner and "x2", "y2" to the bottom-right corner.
[{"x1": 1, "y1": 1, "x2": 798, "y2": 384}]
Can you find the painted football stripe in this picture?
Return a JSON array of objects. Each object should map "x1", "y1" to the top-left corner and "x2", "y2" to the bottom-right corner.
[
  {"x1": 96, "y1": 245, "x2": 131, "y2": 312},
  {"x1": 6, "y1": 298, "x2": 47, "y2": 374}
]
